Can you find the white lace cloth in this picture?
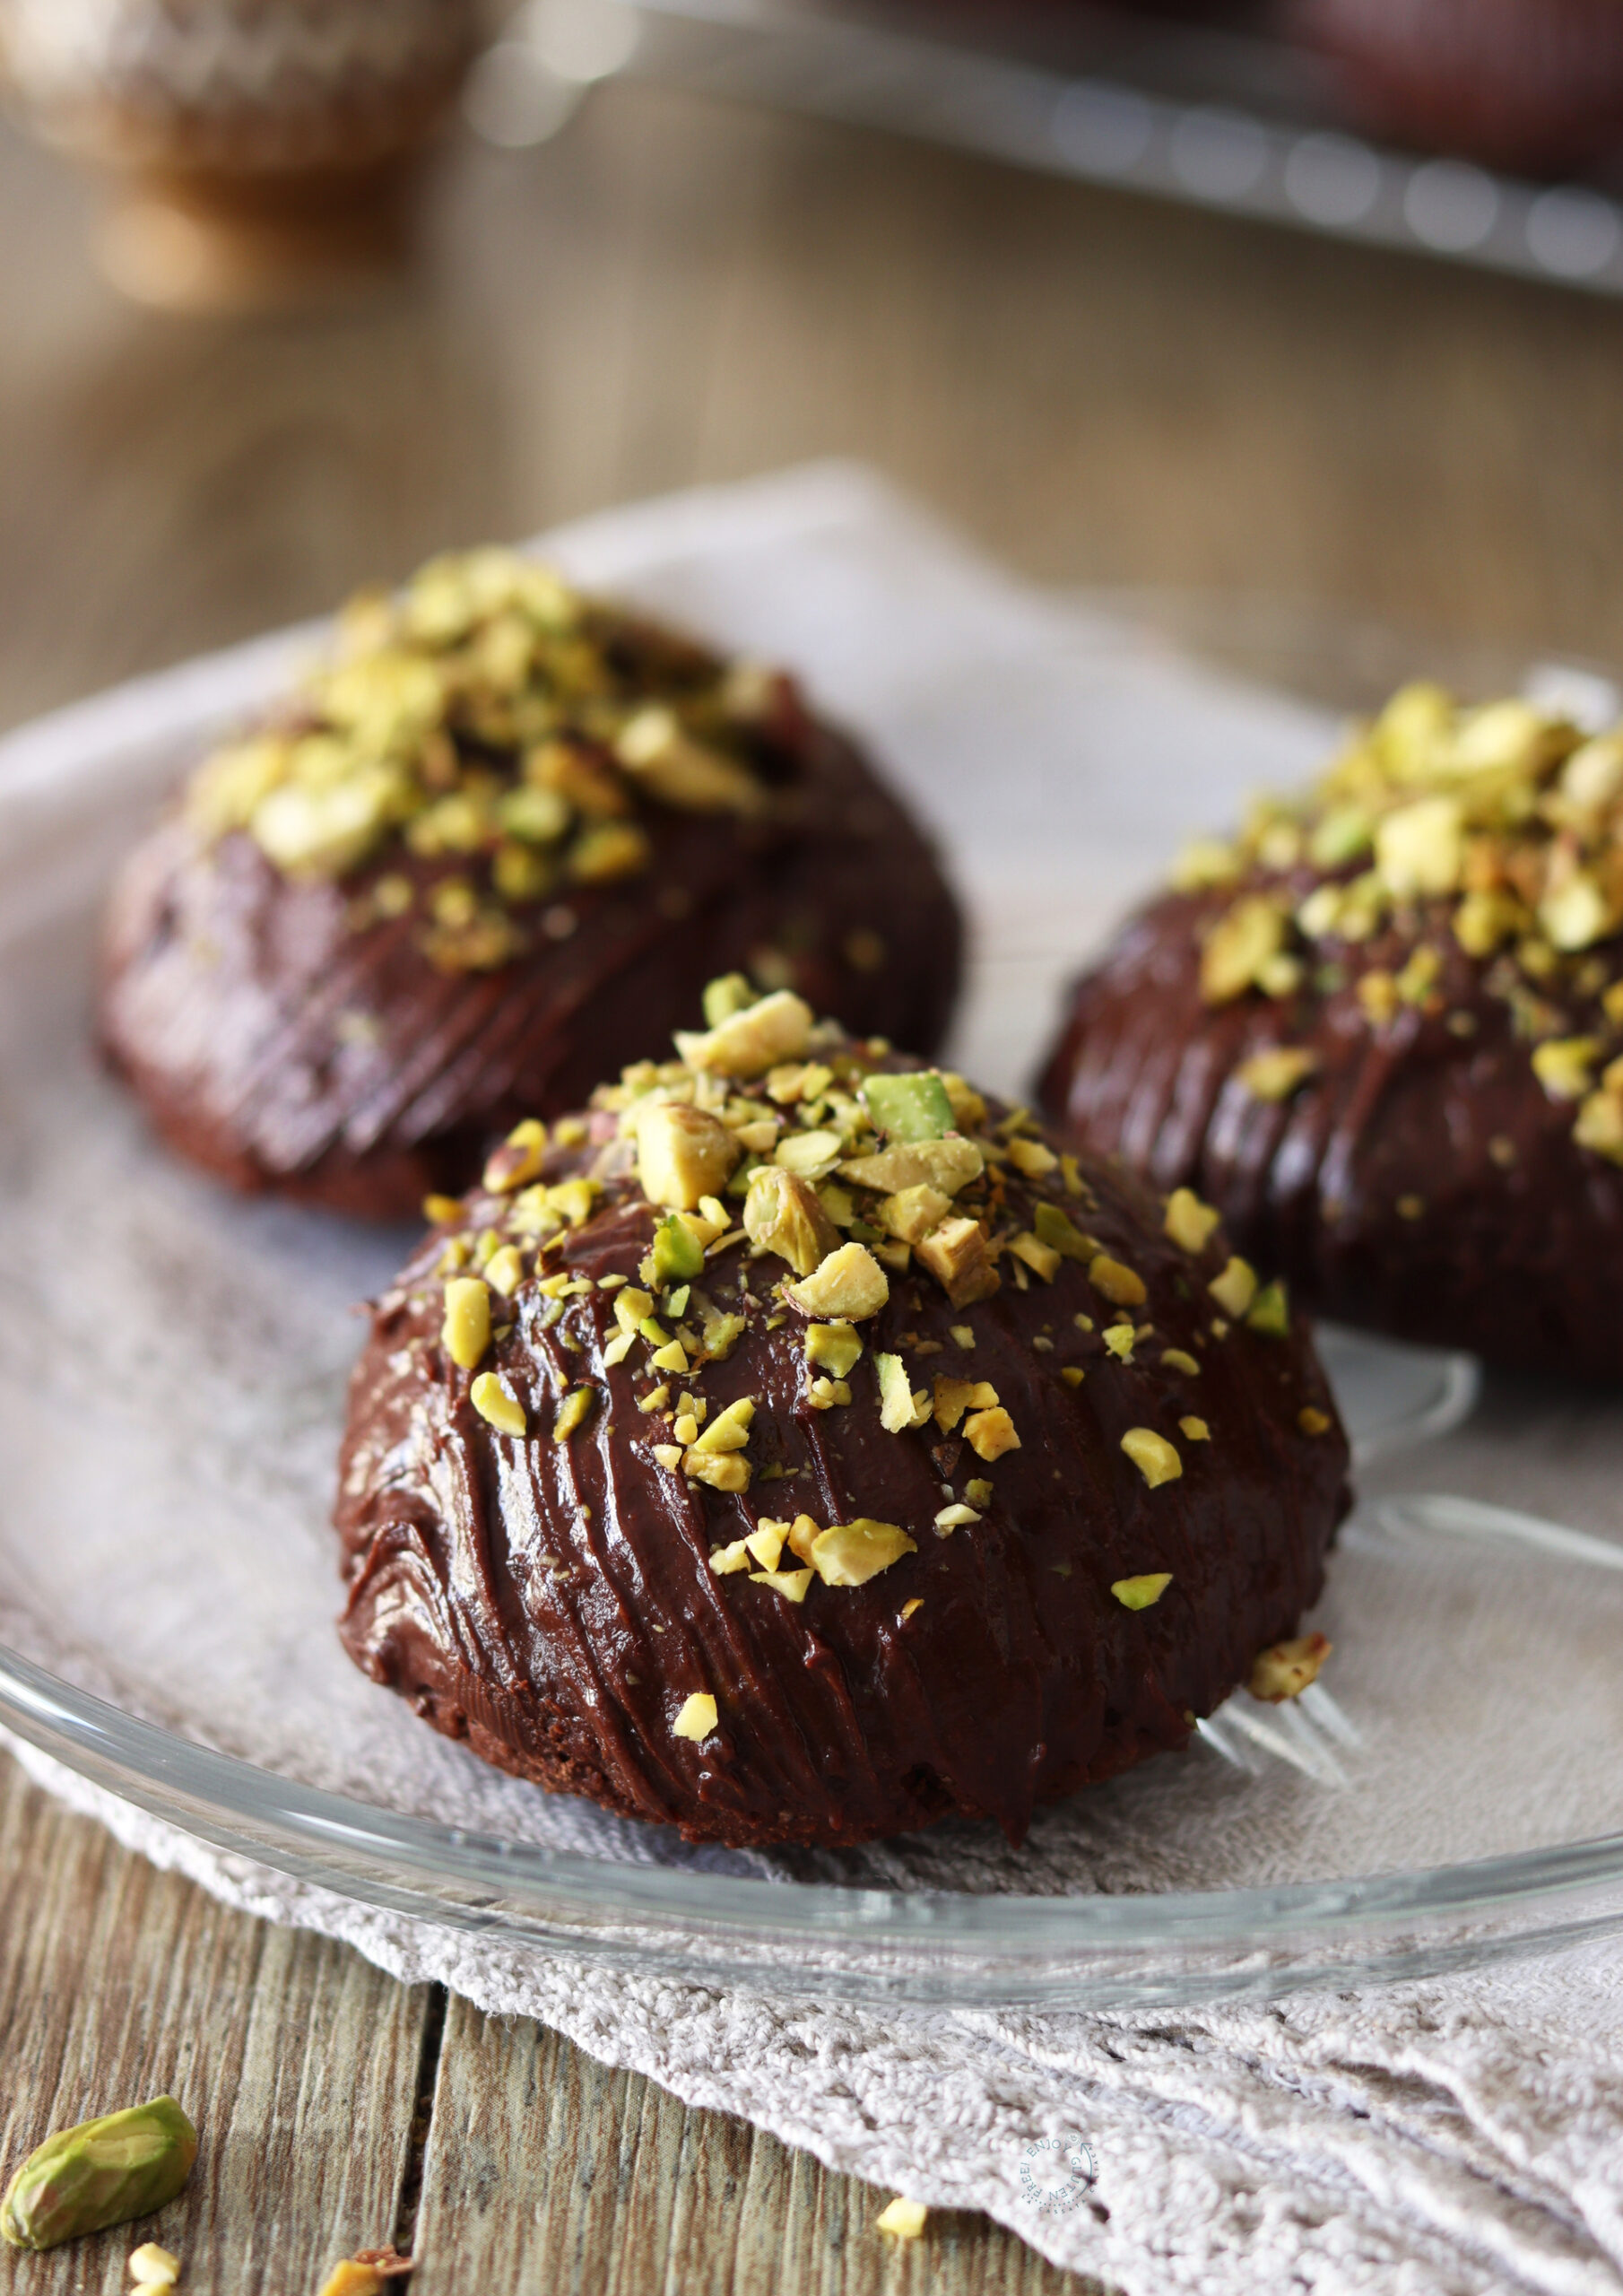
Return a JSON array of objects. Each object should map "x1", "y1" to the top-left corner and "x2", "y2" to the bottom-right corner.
[{"x1": 5, "y1": 465, "x2": 1623, "y2": 2295}]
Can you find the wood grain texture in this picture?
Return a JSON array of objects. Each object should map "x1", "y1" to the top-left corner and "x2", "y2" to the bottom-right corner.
[
  {"x1": 4, "y1": 55, "x2": 1621, "y2": 2292},
  {"x1": 411, "y1": 1994, "x2": 1092, "y2": 2296},
  {"x1": 0, "y1": 1753, "x2": 430, "y2": 2294}
]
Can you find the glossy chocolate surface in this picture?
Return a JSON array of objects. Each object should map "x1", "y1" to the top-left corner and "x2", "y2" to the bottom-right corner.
[
  {"x1": 335, "y1": 1057, "x2": 1350, "y2": 1850},
  {"x1": 101, "y1": 710, "x2": 959, "y2": 1221}
]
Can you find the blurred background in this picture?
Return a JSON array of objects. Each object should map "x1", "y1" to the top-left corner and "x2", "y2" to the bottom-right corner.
[{"x1": 5, "y1": 0, "x2": 1623, "y2": 736}]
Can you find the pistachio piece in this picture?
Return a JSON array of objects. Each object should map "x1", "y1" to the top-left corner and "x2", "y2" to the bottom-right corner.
[
  {"x1": 876, "y1": 2199, "x2": 929, "y2": 2239},
  {"x1": 1162, "y1": 1188, "x2": 1220, "y2": 1255},
  {"x1": 441, "y1": 1277, "x2": 492, "y2": 1371},
  {"x1": 1374, "y1": 795, "x2": 1463, "y2": 898},
  {"x1": 1089, "y1": 1253, "x2": 1147, "y2": 1308},
  {"x1": 643, "y1": 1212, "x2": 707, "y2": 1289},
  {"x1": 675, "y1": 988, "x2": 814, "y2": 1078},
  {"x1": 879, "y1": 1183, "x2": 952, "y2": 1245},
  {"x1": 1112, "y1": 1571, "x2": 1172, "y2": 1608},
  {"x1": 785, "y1": 1241, "x2": 890, "y2": 1321},
  {"x1": 1207, "y1": 1257, "x2": 1258, "y2": 1318},
  {"x1": 470, "y1": 1372, "x2": 526, "y2": 1436},
  {"x1": 804, "y1": 1321, "x2": 864, "y2": 1379},
  {"x1": 963, "y1": 1405, "x2": 1020, "y2": 1461},
  {"x1": 614, "y1": 707, "x2": 765, "y2": 814},
  {"x1": 860, "y1": 1071, "x2": 955, "y2": 1142},
  {"x1": 932, "y1": 1377, "x2": 998, "y2": 1433},
  {"x1": 1009, "y1": 1231, "x2": 1060, "y2": 1283},
  {"x1": 482, "y1": 1118, "x2": 548, "y2": 1194},
  {"x1": 1532, "y1": 1037, "x2": 1601, "y2": 1102},
  {"x1": 774, "y1": 1127, "x2": 844, "y2": 1181},
  {"x1": 1, "y1": 2098, "x2": 198, "y2": 2251},
  {"x1": 673, "y1": 1692, "x2": 718, "y2": 1741},
  {"x1": 1235, "y1": 1047, "x2": 1320, "y2": 1103},
  {"x1": 743, "y1": 1165, "x2": 842, "y2": 1275},
  {"x1": 636, "y1": 1102, "x2": 741, "y2": 1211},
  {"x1": 1245, "y1": 1280, "x2": 1290, "y2": 1337},
  {"x1": 876, "y1": 1353, "x2": 932, "y2": 1432},
  {"x1": 1032, "y1": 1202, "x2": 1093, "y2": 1260},
  {"x1": 1005, "y1": 1135, "x2": 1058, "y2": 1178},
  {"x1": 1120, "y1": 1430, "x2": 1182, "y2": 1488},
  {"x1": 552, "y1": 1387, "x2": 595, "y2": 1443},
  {"x1": 913, "y1": 1216, "x2": 1001, "y2": 1308},
  {"x1": 1200, "y1": 895, "x2": 1288, "y2": 1005},
  {"x1": 839, "y1": 1137, "x2": 983, "y2": 1196},
  {"x1": 128, "y1": 2241, "x2": 180, "y2": 2288},
  {"x1": 750, "y1": 1566, "x2": 814, "y2": 1602},
  {"x1": 809, "y1": 1518, "x2": 917, "y2": 1587},
  {"x1": 686, "y1": 1396, "x2": 755, "y2": 1454},
  {"x1": 1248, "y1": 1631, "x2": 1332, "y2": 1702}
]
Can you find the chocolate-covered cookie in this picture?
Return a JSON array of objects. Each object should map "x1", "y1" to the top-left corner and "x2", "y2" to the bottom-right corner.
[
  {"x1": 101, "y1": 550, "x2": 960, "y2": 1218},
  {"x1": 334, "y1": 984, "x2": 1350, "y2": 1849},
  {"x1": 1040, "y1": 683, "x2": 1623, "y2": 1382}
]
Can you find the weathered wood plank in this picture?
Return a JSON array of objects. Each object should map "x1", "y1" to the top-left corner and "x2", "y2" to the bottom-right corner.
[
  {"x1": 410, "y1": 1995, "x2": 1095, "y2": 2296},
  {"x1": 0, "y1": 1752, "x2": 430, "y2": 2295}
]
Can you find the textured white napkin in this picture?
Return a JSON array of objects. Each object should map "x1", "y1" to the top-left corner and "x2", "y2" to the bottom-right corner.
[{"x1": 6, "y1": 465, "x2": 1623, "y2": 2295}]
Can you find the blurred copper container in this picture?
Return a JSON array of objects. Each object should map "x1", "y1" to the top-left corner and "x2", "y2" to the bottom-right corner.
[{"x1": 0, "y1": 0, "x2": 482, "y2": 306}]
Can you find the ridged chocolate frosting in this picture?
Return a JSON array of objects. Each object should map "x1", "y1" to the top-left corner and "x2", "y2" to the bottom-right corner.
[
  {"x1": 100, "y1": 549, "x2": 960, "y2": 1218},
  {"x1": 1040, "y1": 681, "x2": 1623, "y2": 1381},
  {"x1": 335, "y1": 991, "x2": 1350, "y2": 1849}
]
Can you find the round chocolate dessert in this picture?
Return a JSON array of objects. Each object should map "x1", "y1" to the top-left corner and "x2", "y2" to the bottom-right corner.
[
  {"x1": 335, "y1": 982, "x2": 1350, "y2": 1849},
  {"x1": 100, "y1": 549, "x2": 960, "y2": 1219},
  {"x1": 1039, "y1": 683, "x2": 1623, "y2": 1383}
]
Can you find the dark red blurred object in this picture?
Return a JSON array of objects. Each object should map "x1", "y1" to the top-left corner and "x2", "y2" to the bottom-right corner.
[{"x1": 1291, "y1": 0, "x2": 1623, "y2": 173}]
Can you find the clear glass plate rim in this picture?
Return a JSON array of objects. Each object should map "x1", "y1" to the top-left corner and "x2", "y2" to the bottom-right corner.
[{"x1": 8, "y1": 1566, "x2": 1623, "y2": 1960}]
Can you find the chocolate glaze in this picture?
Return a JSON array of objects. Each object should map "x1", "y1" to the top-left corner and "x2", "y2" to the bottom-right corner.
[
  {"x1": 1039, "y1": 881, "x2": 1623, "y2": 1382},
  {"x1": 334, "y1": 1070, "x2": 1350, "y2": 1850},
  {"x1": 101, "y1": 714, "x2": 960, "y2": 1222}
]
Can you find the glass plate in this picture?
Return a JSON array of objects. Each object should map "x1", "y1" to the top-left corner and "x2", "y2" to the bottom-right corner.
[{"x1": 4, "y1": 512, "x2": 1622, "y2": 2010}]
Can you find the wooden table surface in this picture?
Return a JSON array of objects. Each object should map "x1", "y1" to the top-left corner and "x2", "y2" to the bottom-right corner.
[{"x1": 6, "y1": 59, "x2": 1623, "y2": 2293}]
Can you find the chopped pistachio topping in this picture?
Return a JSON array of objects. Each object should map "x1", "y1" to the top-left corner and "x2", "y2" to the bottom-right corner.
[
  {"x1": 1207, "y1": 1257, "x2": 1258, "y2": 1318},
  {"x1": 636, "y1": 1103, "x2": 741, "y2": 1211},
  {"x1": 876, "y1": 1353, "x2": 933, "y2": 1431},
  {"x1": 1162, "y1": 1348, "x2": 1201, "y2": 1376},
  {"x1": 1248, "y1": 1631, "x2": 1332, "y2": 1702},
  {"x1": 751, "y1": 1566, "x2": 813, "y2": 1602},
  {"x1": 483, "y1": 1118, "x2": 548, "y2": 1193},
  {"x1": 1113, "y1": 1570, "x2": 1173, "y2": 1608},
  {"x1": 442, "y1": 1276, "x2": 492, "y2": 1370},
  {"x1": 876, "y1": 2198, "x2": 929, "y2": 2240},
  {"x1": 552, "y1": 1386, "x2": 595, "y2": 1443},
  {"x1": 1166, "y1": 680, "x2": 1623, "y2": 1161},
  {"x1": 1179, "y1": 1415, "x2": 1211, "y2": 1441},
  {"x1": 687, "y1": 1396, "x2": 755, "y2": 1454},
  {"x1": 1089, "y1": 1253, "x2": 1147, "y2": 1308},
  {"x1": 186, "y1": 549, "x2": 782, "y2": 967},
  {"x1": 809, "y1": 1518, "x2": 917, "y2": 1587},
  {"x1": 1163, "y1": 1187, "x2": 1220, "y2": 1255},
  {"x1": 470, "y1": 1372, "x2": 526, "y2": 1436},
  {"x1": 785, "y1": 1241, "x2": 890, "y2": 1322},
  {"x1": 804, "y1": 1321, "x2": 864, "y2": 1379},
  {"x1": 128, "y1": 2244, "x2": 180, "y2": 2289},
  {"x1": 964, "y1": 1405, "x2": 1020, "y2": 1461},
  {"x1": 1298, "y1": 1405, "x2": 1332, "y2": 1435},
  {"x1": 673, "y1": 1692, "x2": 718, "y2": 1741},
  {"x1": 1121, "y1": 1429, "x2": 1182, "y2": 1487},
  {"x1": 1246, "y1": 1280, "x2": 1290, "y2": 1337},
  {"x1": 841, "y1": 1136, "x2": 983, "y2": 1196},
  {"x1": 860, "y1": 1070, "x2": 955, "y2": 1141},
  {"x1": 676, "y1": 988, "x2": 815, "y2": 1078},
  {"x1": 1235, "y1": 1046, "x2": 1320, "y2": 1103},
  {"x1": 744, "y1": 1166, "x2": 841, "y2": 1275}
]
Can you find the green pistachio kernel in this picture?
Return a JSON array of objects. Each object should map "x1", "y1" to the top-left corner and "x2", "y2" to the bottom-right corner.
[
  {"x1": 703, "y1": 972, "x2": 759, "y2": 1027},
  {"x1": 642, "y1": 1213, "x2": 707, "y2": 1290},
  {"x1": 1031, "y1": 1202, "x2": 1094, "y2": 1261},
  {"x1": 1, "y1": 2098, "x2": 198, "y2": 2252},
  {"x1": 804, "y1": 1322, "x2": 864, "y2": 1380},
  {"x1": 1245, "y1": 1279, "x2": 1290, "y2": 1338},
  {"x1": 860, "y1": 1071, "x2": 955, "y2": 1144}
]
